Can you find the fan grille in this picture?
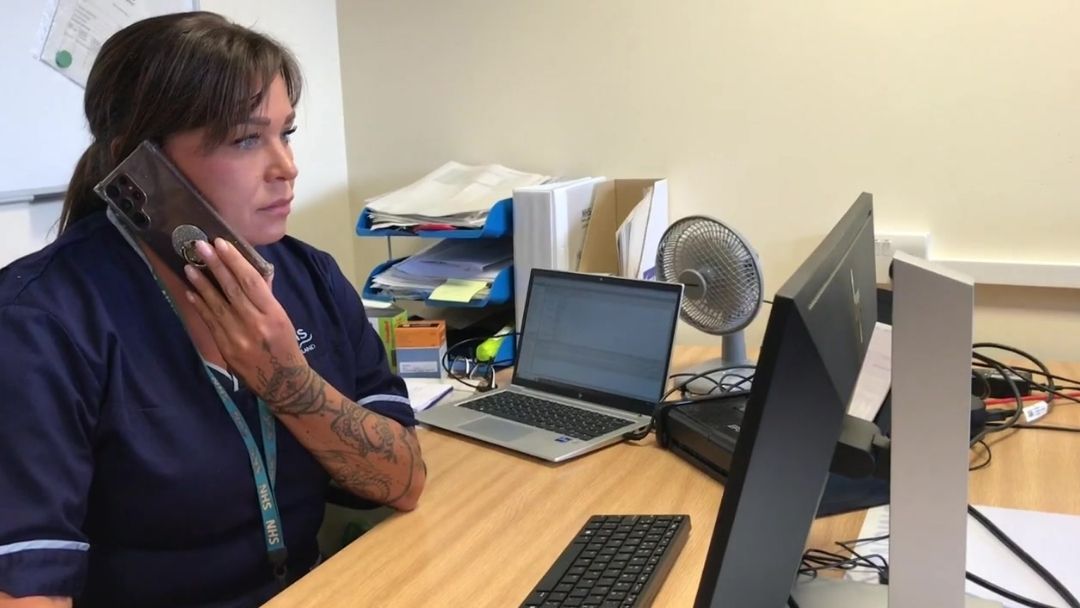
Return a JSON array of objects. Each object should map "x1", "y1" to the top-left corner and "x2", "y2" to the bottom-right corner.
[{"x1": 657, "y1": 216, "x2": 762, "y2": 334}]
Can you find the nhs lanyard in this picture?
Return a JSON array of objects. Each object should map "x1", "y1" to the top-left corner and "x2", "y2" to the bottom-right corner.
[
  {"x1": 204, "y1": 369, "x2": 289, "y2": 580},
  {"x1": 134, "y1": 242, "x2": 290, "y2": 582}
]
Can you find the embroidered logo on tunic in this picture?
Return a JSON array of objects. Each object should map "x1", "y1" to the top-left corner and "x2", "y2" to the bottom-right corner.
[{"x1": 296, "y1": 328, "x2": 316, "y2": 355}]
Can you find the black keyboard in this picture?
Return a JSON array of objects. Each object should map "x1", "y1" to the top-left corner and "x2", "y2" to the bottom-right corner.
[
  {"x1": 521, "y1": 514, "x2": 691, "y2": 608},
  {"x1": 461, "y1": 392, "x2": 634, "y2": 440}
]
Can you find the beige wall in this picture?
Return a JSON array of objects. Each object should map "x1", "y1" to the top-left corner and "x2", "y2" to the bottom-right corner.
[{"x1": 337, "y1": 1, "x2": 1080, "y2": 361}]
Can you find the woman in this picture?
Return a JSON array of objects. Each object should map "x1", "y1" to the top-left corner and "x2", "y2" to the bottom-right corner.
[{"x1": 0, "y1": 11, "x2": 425, "y2": 607}]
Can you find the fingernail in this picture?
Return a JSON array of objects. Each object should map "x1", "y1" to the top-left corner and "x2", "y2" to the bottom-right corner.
[
  {"x1": 185, "y1": 290, "x2": 196, "y2": 302},
  {"x1": 184, "y1": 265, "x2": 197, "y2": 279},
  {"x1": 215, "y1": 238, "x2": 229, "y2": 251},
  {"x1": 195, "y1": 240, "x2": 213, "y2": 256}
]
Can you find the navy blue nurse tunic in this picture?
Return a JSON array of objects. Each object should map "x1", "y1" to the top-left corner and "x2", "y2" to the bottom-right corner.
[{"x1": 0, "y1": 210, "x2": 415, "y2": 607}]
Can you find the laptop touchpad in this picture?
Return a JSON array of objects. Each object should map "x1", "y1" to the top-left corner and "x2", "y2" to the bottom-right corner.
[{"x1": 461, "y1": 417, "x2": 534, "y2": 442}]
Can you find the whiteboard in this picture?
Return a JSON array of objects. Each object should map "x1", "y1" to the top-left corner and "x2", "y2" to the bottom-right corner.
[
  {"x1": 0, "y1": 0, "x2": 91, "y2": 198},
  {"x1": 0, "y1": 0, "x2": 198, "y2": 201}
]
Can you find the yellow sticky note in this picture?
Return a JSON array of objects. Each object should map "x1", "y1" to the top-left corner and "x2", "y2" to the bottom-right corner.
[{"x1": 429, "y1": 279, "x2": 487, "y2": 303}]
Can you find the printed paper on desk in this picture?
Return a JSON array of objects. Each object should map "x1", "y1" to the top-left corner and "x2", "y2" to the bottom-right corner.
[
  {"x1": 403, "y1": 378, "x2": 453, "y2": 412},
  {"x1": 848, "y1": 505, "x2": 1080, "y2": 608},
  {"x1": 847, "y1": 322, "x2": 892, "y2": 422}
]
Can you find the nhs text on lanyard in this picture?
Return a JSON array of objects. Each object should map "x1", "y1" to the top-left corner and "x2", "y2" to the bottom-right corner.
[{"x1": 205, "y1": 368, "x2": 289, "y2": 581}]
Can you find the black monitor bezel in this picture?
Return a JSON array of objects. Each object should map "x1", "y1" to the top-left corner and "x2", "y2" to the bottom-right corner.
[{"x1": 694, "y1": 193, "x2": 878, "y2": 607}]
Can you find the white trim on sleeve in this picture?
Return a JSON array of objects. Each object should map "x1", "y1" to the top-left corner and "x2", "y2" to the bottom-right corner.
[
  {"x1": 357, "y1": 394, "x2": 412, "y2": 407},
  {"x1": 0, "y1": 539, "x2": 90, "y2": 556}
]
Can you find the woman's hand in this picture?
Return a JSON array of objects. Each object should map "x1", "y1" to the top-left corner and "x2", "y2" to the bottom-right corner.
[
  {"x1": 185, "y1": 240, "x2": 426, "y2": 507},
  {"x1": 184, "y1": 238, "x2": 311, "y2": 405}
]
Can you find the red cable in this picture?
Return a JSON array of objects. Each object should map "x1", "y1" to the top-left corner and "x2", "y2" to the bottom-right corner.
[{"x1": 984, "y1": 391, "x2": 1080, "y2": 406}]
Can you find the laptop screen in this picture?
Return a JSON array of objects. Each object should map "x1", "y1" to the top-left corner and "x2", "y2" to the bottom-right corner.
[{"x1": 514, "y1": 270, "x2": 682, "y2": 415}]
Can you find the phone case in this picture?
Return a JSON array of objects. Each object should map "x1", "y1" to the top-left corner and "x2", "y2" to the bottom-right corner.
[{"x1": 94, "y1": 140, "x2": 275, "y2": 282}]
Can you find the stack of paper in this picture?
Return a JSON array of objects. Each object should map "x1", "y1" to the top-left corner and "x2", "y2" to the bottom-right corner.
[
  {"x1": 365, "y1": 161, "x2": 550, "y2": 230},
  {"x1": 370, "y1": 239, "x2": 512, "y2": 302}
]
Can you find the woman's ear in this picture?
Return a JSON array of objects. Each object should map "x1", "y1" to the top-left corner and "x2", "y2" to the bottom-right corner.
[
  {"x1": 109, "y1": 138, "x2": 124, "y2": 162},
  {"x1": 111, "y1": 135, "x2": 158, "y2": 162}
]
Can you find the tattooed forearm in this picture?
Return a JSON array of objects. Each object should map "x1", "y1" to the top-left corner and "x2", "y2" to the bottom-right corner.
[
  {"x1": 313, "y1": 449, "x2": 394, "y2": 503},
  {"x1": 256, "y1": 342, "x2": 334, "y2": 416},
  {"x1": 384, "y1": 427, "x2": 423, "y2": 505},
  {"x1": 329, "y1": 399, "x2": 398, "y2": 462},
  {"x1": 313, "y1": 426, "x2": 421, "y2": 505},
  {"x1": 258, "y1": 360, "x2": 427, "y2": 508}
]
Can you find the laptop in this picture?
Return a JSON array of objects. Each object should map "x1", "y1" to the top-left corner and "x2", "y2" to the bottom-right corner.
[{"x1": 416, "y1": 269, "x2": 683, "y2": 462}]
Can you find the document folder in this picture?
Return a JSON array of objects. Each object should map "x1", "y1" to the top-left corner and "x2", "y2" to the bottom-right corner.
[{"x1": 511, "y1": 177, "x2": 604, "y2": 328}]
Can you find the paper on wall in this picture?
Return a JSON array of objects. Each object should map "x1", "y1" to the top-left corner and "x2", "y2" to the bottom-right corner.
[{"x1": 38, "y1": 0, "x2": 195, "y2": 88}]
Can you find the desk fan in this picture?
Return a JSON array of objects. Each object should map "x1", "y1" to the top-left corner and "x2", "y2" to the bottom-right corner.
[{"x1": 656, "y1": 215, "x2": 763, "y2": 394}]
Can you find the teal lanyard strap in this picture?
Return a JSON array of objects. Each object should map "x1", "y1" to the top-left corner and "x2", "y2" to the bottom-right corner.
[
  {"x1": 204, "y1": 369, "x2": 288, "y2": 578},
  {"x1": 129, "y1": 232, "x2": 289, "y2": 581}
]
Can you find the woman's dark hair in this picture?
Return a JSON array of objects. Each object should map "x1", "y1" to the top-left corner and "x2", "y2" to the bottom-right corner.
[{"x1": 59, "y1": 11, "x2": 302, "y2": 232}]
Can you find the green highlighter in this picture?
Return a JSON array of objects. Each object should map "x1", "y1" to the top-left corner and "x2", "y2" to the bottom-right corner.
[{"x1": 475, "y1": 325, "x2": 514, "y2": 363}]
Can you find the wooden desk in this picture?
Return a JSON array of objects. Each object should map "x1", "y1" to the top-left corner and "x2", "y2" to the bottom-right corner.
[{"x1": 265, "y1": 347, "x2": 1080, "y2": 608}]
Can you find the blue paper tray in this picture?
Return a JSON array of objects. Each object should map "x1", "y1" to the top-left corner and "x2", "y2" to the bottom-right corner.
[
  {"x1": 363, "y1": 257, "x2": 513, "y2": 308},
  {"x1": 355, "y1": 197, "x2": 513, "y2": 239}
]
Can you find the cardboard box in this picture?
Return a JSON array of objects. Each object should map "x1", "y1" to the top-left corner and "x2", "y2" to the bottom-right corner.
[
  {"x1": 394, "y1": 320, "x2": 448, "y2": 379},
  {"x1": 578, "y1": 178, "x2": 668, "y2": 280},
  {"x1": 366, "y1": 305, "x2": 408, "y2": 372}
]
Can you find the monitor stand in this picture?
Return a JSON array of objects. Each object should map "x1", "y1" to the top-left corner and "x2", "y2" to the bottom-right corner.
[
  {"x1": 791, "y1": 580, "x2": 1002, "y2": 607},
  {"x1": 793, "y1": 256, "x2": 992, "y2": 607}
]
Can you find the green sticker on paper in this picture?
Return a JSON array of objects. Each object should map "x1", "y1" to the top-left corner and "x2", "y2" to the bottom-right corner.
[{"x1": 55, "y1": 50, "x2": 73, "y2": 69}]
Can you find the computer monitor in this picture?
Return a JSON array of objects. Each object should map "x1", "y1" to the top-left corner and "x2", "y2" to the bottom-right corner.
[{"x1": 695, "y1": 193, "x2": 878, "y2": 607}]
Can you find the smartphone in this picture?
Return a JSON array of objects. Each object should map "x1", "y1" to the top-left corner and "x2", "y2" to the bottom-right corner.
[{"x1": 94, "y1": 140, "x2": 274, "y2": 283}]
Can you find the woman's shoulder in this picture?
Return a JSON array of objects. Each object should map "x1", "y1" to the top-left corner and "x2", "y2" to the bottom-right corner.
[
  {"x1": 262, "y1": 234, "x2": 349, "y2": 289},
  {"x1": 0, "y1": 212, "x2": 122, "y2": 311},
  {"x1": 265, "y1": 234, "x2": 337, "y2": 265},
  {"x1": 262, "y1": 236, "x2": 363, "y2": 336}
]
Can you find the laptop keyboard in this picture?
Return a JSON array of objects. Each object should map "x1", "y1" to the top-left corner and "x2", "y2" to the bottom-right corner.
[
  {"x1": 461, "y1": 392, "x2": 635, "y2": 440},
  {"x1": 521, "y1": 514, "x2": 691, "y2": 608}
]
